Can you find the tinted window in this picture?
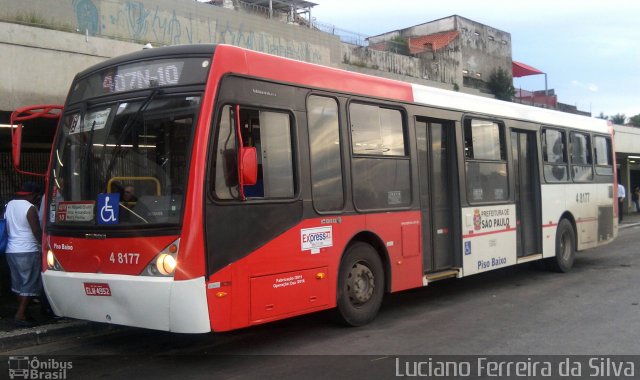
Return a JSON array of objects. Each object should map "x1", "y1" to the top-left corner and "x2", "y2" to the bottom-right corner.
[
  {"x1": 352, "y1": 158, "x2": 411, "y2": 210},
  {"x1": 350, "y1": 102, "x2": 410, "y2": 210},
  {"x1": 570, "y1": 131, "x2": 593, "y2": 182},
  {"x1": 594, "y1": 135, "x2": 613, "y2": 176},
  {"x1": 464, "y1": 119, "x2": 505, "y2": 160},
  {"x1": 307, "y1": 96, "x2": 344, "y2": 212},
  {"x1": 213, "y1": 105, "x2": 295, "y2": 200},
  {"x1": 350, "y1": 103, "x2": 405, "y2": 156},
  {"x1": 464, "y1": 119, "x2": 508, "y2": 203},
  {"x1": 542, "y1": 128, "x2": 568, "y2": 182}
]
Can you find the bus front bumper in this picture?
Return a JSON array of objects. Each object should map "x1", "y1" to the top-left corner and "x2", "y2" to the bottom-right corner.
[{"x1": 42, "y1": 271, "x2": 211, "y2": 333}]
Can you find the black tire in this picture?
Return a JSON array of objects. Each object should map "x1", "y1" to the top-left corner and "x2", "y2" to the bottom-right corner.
[
  {"x1": 336, "y1": 242, "x2": 385, "y2": 326},
  {"x1": 546, "y1": 219, "x2": 575, "y2": 273}
]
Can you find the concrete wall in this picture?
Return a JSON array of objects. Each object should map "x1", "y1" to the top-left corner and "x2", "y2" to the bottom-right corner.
[
  {"x1": 614, "y1": 124, "x2": 640, "y2": 213},
  {"x1": 0, "y1": 0, "x2": 340, "y2": 65},
  {"x1": 456, "y1": 16, "x2": 511, "y2": 80},
  {"x1": 400, "y1": 16, "x2": 456, "y2": 37},
  {"x1": 0, "y1": 22, "x2": 140, "y2": 110},
  {"x1": 615, "y1": 124, "x2": 640, "y2": 154},
  {"x1": 0, "y1": 1, "x2": 497, "y2": 113},
  {"x1": 415, "y1": 38, "x2": 462, "y2": 86},
  {"x1": 342, "y1": 44, "x2": 427, "y2": 80},
  {"x1": 366, "y1": 15, "x2": 512, "y2": 91}
]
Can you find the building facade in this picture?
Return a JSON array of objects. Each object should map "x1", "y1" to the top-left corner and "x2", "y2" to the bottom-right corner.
[{"x1": 367, "y1": 15, "x2": 512, "y2": 91}]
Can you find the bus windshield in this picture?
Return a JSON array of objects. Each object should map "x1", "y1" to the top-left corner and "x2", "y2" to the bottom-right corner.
[{"x1": 48, "y1": 94, "x2": 200, "y2": 227}]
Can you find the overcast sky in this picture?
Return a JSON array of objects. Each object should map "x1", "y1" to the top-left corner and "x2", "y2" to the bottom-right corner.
[{"x1": 311, "y1": 0, "x2": 640, "y2": 119}]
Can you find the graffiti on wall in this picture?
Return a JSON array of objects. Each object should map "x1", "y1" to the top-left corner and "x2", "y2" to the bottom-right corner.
[
  {"x1": 108, "y1": 1, "x2": 150, "y2": 41},
  {"x1": 73, "y1": 0, "x2": 100, "y2": 35},
  {"x1": 72, "y1": 0, "x2": 327, "y2": 64}
]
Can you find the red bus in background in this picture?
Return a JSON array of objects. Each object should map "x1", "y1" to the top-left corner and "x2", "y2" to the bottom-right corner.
[{"x1": 24, "y1": 44, "x2": 617, "y2": 333}]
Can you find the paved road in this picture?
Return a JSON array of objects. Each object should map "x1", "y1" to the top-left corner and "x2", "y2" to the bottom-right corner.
[{"x1": 3, "y1": 225, "x2": 640, "y2": 379}]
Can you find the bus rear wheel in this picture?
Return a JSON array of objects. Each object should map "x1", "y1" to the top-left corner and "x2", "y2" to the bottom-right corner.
[
  {"x1": 546, "y1": 219, "x2": 575, "y2": 273},
  {"x1": 336, "y1": 242, "x2": 384, "y2": 326}
]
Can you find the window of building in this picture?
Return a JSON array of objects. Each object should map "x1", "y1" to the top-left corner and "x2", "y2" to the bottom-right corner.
[
  {"x1": 307, "y1": 95, "x2": 344, "y2": 212},
  {"x1": 570, "y1": 131, "x2": 593, "y2": 182},
  {"x1": 542, "y1": 128, "x2": 569, "y2": 182},
  {"x1": 464, "y1": 119, "x2": 508, "y2": 203},
  {"x1": 213, "y1": 105, "x2": 295, "y2": 200}
]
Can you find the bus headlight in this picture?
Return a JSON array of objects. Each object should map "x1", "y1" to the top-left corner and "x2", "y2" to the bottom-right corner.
[
  {"x1": 47, "y1": 250, "x2": 55, "y2": 267},
  {"x1": 47, "y1": 249, "x2": 64, "y2": 271},
  {"x1": 156, "y1": 253, "x2": 177, "y2": 275},
  {"x1": 142, "y1": 239, "x2": 180, "y2": 277}
]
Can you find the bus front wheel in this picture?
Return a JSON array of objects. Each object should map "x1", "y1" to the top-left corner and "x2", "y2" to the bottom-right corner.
[
  {"x1": 547, "y1": 219, "x2": 575, "y2": 273},
  {"x1": 336, "y1": 242, "x2": 384, "y2": 326}
]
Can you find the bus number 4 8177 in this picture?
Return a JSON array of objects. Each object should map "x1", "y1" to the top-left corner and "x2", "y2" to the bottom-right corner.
[{"x1": 109, "y1": 252, "x2": 140, "y2": 265}]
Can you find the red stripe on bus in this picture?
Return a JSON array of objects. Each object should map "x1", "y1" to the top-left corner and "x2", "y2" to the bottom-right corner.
[
  {"x1": 236, "y1": 46, "x2": 415, "y2": 102},
  {"x1": 463, "y1": 227, "x2": 517, "y2": 239}
]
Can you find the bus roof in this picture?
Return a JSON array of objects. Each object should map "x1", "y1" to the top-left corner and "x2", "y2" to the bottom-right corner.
[
  {"x1": 76, "y1": 43, "x2": 608, "y2": 134},
  {"x1": 220, "y1": 44, "x2": 608, "y2": 134}
]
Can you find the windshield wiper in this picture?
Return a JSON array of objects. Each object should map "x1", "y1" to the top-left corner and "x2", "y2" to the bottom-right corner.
[
  {"x1": 103, "y1": 87, "x2": 161, "y2": 181},
  {"x1": 82, "y1": 120, "x2": 97, "y2": 195}
]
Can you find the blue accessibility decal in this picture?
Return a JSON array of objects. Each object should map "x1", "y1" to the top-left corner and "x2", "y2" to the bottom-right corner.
[{"x1": 97, "y1": 193, "x2": 120, "y2": 225}]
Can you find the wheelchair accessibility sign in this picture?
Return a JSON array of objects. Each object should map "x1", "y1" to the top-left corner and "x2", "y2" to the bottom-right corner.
[{"x1": 97, "y1": 193, "x2": 120, "y2": 225}]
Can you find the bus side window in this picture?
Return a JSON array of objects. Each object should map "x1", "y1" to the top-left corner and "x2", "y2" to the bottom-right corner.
[
  {"x1": 463, "y1": 118, "x2": 508, "y2": 203},
  {"x1": 213, "y1": 105, "x2": 295, "y2": 201},
  {"x1": 594, "y1": 135, "x2": 613, "y2": 176},
  {"x1": 569, "y1": 131, "x2": 593, "y2": 182},
  {"x1": 542, "y1": 128, "x2": 569, "y2": 182}
]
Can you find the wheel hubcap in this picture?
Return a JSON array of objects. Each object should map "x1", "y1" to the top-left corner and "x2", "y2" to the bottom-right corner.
[
  {"x1": 560, "y1": 232, "x2": 570, "y2": 260},
  {"x1": 347, "y1": 262, "x2": 375, "y2": 305}
]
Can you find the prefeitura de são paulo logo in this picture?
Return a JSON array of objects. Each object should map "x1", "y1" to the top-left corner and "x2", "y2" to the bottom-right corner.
[{"x1": 8, "y1": 356, "x2": 73, "y2": 379}]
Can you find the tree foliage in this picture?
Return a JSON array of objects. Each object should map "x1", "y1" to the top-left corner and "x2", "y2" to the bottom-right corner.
[
  {"x1": 487, "y1": 68, "x2": 516, "y2": 101},
  {"x1": 610, "y1": 113, "x2": 627, "y2": 125},
  {"x1": 629, "y1": 114, "x2": 640, "y2": 127},
  {"x1": 386, "y1": 37, "x2": 410, "y2": 56}
]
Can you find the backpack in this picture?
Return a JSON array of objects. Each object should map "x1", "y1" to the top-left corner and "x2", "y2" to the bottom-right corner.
[{"x1": 0, "y1": 217, "x2": 7, "y2": 254}]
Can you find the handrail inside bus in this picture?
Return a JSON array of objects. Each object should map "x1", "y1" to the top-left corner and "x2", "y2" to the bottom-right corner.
[{"x1": 107, "y1": 176, "x2": 161, "y2": 196}]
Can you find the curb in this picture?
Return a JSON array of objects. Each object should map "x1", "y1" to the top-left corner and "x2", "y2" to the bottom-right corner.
[
  {"x1": 619, "y1": 222, "x2": 640, "y2": 230},
  {"x1": 0, "y1": 319, "x2": 120, "y2": 352}
]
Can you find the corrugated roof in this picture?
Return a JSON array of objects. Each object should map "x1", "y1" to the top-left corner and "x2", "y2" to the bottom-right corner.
[{"x1": 408, "y1": 31, "x2": 459, "y2": 54}]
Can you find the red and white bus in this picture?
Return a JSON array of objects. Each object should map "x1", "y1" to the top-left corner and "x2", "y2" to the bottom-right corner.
[{"x1": 27, "y1": 44, "x2": 617, "y2": 333}]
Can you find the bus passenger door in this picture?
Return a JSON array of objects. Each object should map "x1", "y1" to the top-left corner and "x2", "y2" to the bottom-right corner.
[
  {"x1": 415, "y1": 118, "x2": 458, "y2": 273},
  {"x1": 511, "y1": 130, "x2": 542, "y2": 257}
]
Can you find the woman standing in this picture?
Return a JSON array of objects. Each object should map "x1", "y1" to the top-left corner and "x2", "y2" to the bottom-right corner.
[{"x1": 5, "y1": 182, "x2": 42, "y2": 327}]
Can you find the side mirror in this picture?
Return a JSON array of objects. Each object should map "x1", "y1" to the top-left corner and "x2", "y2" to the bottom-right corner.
[
  {"x1": 240, "y1": 147, "x2": 258, "y2": 186},
  {"x1": 11, "y1": 123, "x2": 22, "y2": 169},
  {"x1": 10, "y1": 104, "x2": 63, "y2": 177}
]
